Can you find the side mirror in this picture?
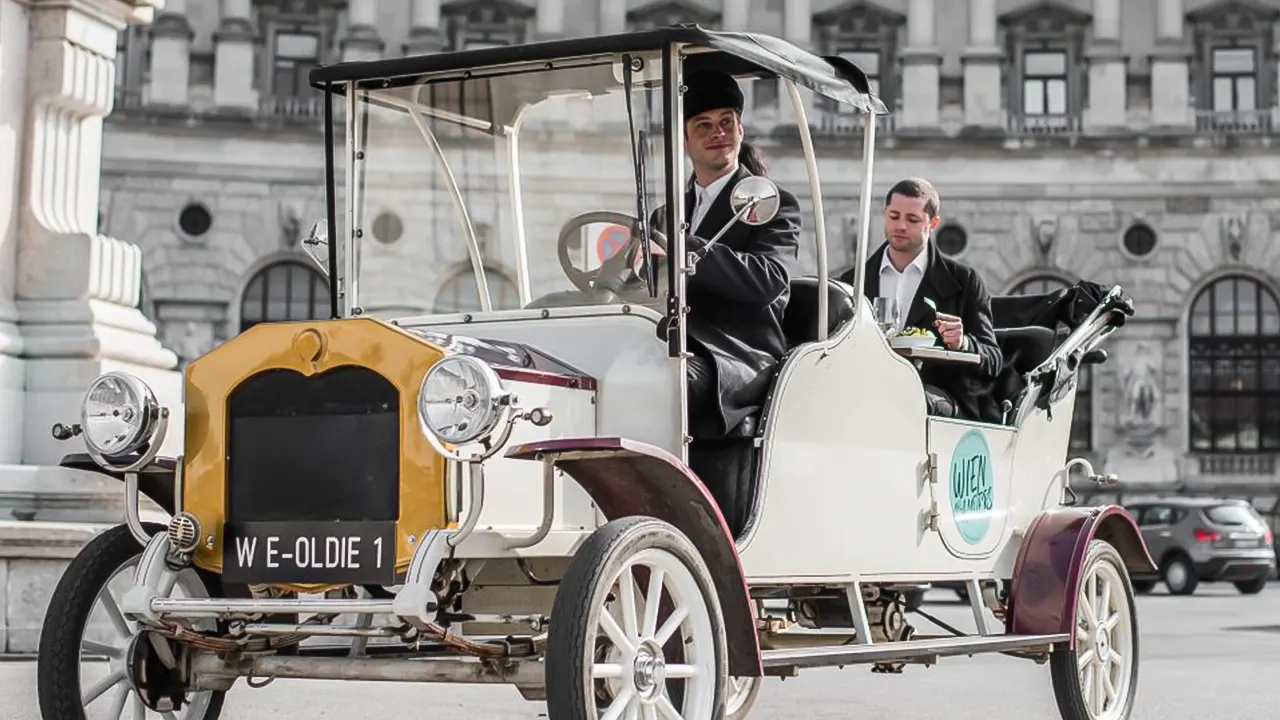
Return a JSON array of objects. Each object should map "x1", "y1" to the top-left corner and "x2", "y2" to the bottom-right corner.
[
  {"x1": 729, "y1": 176, "x2": 780, "y2": 226},
  {"x1": 302, "y1": 219, "x2": 329, "y2": 275}
]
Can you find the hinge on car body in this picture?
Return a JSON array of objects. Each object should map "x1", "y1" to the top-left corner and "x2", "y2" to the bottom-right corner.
[
  {"x1": 924, "y1": 453, "x2": 940, "y2": 531},
  {"x1": 925, "y1": 500, "x2": 940, "y2": 532}
]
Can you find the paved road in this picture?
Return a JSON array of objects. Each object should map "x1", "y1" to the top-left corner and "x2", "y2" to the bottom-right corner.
[{"x1": 4, "y1": 584, "x2": 1277, "y2": 719}]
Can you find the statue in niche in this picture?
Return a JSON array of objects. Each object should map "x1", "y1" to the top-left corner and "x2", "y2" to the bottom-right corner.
[
  {"x1": 1119, "y1": 341, "x2": 1163, "y2": 435},
  {"x1": 1104, "y1": 341, "x2": 1179, "y2": 485}
]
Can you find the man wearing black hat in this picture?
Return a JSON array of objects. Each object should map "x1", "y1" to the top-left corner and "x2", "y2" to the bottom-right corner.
[{"x1": 648, "y1": 69, "x2": 801, "y2": 531}]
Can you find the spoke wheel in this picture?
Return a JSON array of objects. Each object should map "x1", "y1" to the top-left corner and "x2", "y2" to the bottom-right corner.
[
  {"x1": 724, "y1": 674, "x2": 761, "y2": 719},
  {"x1": 546, "y1": 517, "x2": 728, "y2": 720},
  {"x1": 37, "y1": 523, "x2": 225, "y2": 720},
  {"x1": 1050, "y1": 539, "x2": 1139, "y2": 720}
]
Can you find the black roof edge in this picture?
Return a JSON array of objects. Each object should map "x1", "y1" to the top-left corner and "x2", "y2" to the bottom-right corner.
[{"x1": 308, "y1": 25, "x2": 888, "y2": 115}]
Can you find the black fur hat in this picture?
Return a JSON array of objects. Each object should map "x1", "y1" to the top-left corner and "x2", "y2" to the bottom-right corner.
[{"x1": 682, "y1": 71, "x2": 744, "y2": 121}]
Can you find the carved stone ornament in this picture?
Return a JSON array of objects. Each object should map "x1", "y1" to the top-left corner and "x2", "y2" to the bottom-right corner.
[
  {"x1": 1031, "y1": 214, "x2": 1058, "y2": 264},
  {"x1": 279, "y1": 200, "x2": 304, "y2": 249},
  {"x1": 1221, "y1": 213, "x2": 1246, "y2": 261}
]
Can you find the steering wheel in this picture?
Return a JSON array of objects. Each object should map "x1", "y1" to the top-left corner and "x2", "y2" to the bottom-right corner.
[{"x1": 556, "y1": 211, "x2": 667, "y2": 295}]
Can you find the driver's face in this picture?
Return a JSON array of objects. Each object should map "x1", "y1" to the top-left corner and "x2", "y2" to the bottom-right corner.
[{"x1": 685, "y1": 109, "x2": 742, "y2": 176}]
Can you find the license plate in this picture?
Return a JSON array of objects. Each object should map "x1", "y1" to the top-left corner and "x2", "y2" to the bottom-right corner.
[{"x1": 222, "y1": 521, "x2": 397, "y2": 585}]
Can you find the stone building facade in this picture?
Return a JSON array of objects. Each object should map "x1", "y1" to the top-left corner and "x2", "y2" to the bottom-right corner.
[{"x1": 100, "y1": 0, "x2": 1280, "y2": 498}]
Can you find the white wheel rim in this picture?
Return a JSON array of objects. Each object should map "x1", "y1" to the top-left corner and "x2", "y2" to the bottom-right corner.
[
  {"x1": 725, "y1": 676, "x2": 757, "y2": 716},
  {"x1": 1166, "y1": 562, "x2": 1187, "y2": 590},
  {"x1": 590, "y1": 547, "x2": 718, "y2": 719},
  {"x1": 1074, "y1": 559, "x2": 1135, "y2": 720},
  {"x1": 79, "y1": 557, "x2": 217, "y2": 719}
]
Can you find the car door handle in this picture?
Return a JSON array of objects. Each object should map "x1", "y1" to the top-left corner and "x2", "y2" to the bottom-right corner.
[{"x1": 1158, "y1": 531, "x2": 1172, "y2": 537}]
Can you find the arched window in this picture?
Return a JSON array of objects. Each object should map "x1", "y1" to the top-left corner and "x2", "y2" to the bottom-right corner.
[
  {"x1": 239, "y1": 259, "x2": 331, "y2": 332},
  {"x1": 1188, "y1": 275, "x2": 1280, "y2": 454},
  {"x1": 433, "y1": 266, "x2": 521, "y2": 314},
  {"x1": 1009, "y1": 275, "x2": 1092, "y2": 452}
]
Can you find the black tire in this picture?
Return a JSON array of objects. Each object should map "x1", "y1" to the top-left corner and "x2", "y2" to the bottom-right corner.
[
  {"x1": 1162, "y1": 555, "x2": 1198, "y2": 596},
  {"x1": 1130, "y1": 579, "x2": 1157, "y2": 594},
  {"x1": 1049, "y1": 539, "x2": 1140, "y2": 720},
  {"x1": 1234, "y1": 576, "x2": 1267, "y2": 595},
  {"x1": 545, "y1": 516, "x2": 728, "y2": 720},
  {"x1": 37, "y1": 523, "x2": 227, "y2": 720}
]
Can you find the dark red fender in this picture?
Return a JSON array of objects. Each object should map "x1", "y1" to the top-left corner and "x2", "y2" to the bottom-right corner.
[
  {"x1": 60, "y1": 453, "x2": 178, "y2": 516},
  {"x1": 505, "y1": 437, "x2": 762, "y2": 678},
  {"x1": 1005, "y1": 505, "x2": 1156, "y2": 644}
]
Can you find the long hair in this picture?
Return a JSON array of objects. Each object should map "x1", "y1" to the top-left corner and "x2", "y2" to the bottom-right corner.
[{"x1": 738, "y1": 139, "x2": 769, "y2": 177}]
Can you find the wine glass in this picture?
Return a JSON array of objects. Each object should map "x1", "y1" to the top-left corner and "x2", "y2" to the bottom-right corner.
[{"x1": 873, "y1": 296, "x2": 899, "y2": 333}]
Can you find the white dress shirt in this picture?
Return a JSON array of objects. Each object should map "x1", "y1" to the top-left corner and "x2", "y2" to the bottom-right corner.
[
  {"x1": 690, "y1": 170, "x2": 736, "y2": 234},
  {"x1": 878, "y1": 248, "x2": 928, "y2": 332}
]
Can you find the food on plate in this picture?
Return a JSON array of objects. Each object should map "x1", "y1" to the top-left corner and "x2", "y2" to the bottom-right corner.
[{"x1": 889, "y1": 327, "x2": 932, "y2": 338}]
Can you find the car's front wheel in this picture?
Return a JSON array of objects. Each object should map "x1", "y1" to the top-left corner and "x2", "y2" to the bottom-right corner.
[
  {"x1": 545, "y1": 516, "x2": 728, "y2": 720},
  {"x1": 37, "y1": 523, "x2": 226, "y2": 720}
]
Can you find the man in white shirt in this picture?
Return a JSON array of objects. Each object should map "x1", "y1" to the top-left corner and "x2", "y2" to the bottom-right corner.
[{"x1": 840, "y1": 178, "x2": 1003, "y2": 422}]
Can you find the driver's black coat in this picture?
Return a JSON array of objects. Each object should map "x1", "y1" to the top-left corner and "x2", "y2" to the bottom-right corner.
[{"x1": 652, "y1": 165, "x2": 802, "y2": 438}]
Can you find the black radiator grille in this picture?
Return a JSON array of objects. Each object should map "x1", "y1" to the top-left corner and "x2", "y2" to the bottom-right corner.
[{"x1": 226, "y1": 366, "x2": 400, "y2": 524}]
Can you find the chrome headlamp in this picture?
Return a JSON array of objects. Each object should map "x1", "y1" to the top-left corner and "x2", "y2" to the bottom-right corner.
[
  {"x1": 417, "y1": 355, "x2": 512, "y2": 451},
  {"x1": 79, "y1": 371, "x2": 162, "y2": 459}
]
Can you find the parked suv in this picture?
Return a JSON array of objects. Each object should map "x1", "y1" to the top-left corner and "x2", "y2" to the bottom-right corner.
[{"x1": 1124, "y1": 497, "x2": 1276, "y2": 595}]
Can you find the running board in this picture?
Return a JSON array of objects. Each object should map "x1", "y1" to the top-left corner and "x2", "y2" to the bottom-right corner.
[{"x1": 760, "y1": 633, "x2": 1069, "y2": 672}]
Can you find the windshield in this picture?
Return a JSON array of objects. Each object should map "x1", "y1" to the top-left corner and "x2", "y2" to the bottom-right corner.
[{"x1": 343, "y1": 54, "x2": 670, "y2": 319}]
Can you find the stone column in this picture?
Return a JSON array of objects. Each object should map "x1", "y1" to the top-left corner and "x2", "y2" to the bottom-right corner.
[
  {"x1": 600, "y1": 0, "x2": 626, "y2": 33},
  {"x1": 898, "y1": 0, "x2": 942, "y2": 131},
  {"x1": 1150, "y1": 0, "x2": 1192, "y2": 128},
  {"x1": 721, "y1": 0, "x2": 753, "y2": 109},
  {"x1": 342, "y1": 0, "x2": 384, "y2": 61},
  {"x1": 536, "y1": 0, "x2": 565, "y2": 39},
  {"x1": 147, "y1": 0, "x2": 193, "y2": 105},
  {"x1": 0, "y1": 0, "x2": 28, "y2": 466},
  {"x1": 1085, "y1": 0, "x2": 1127, "y2": 130},
  {"x1": 0, "y1": 0, "x2": 179, "y2": 654},
  {"x1": 406, "y1": 0, "x2": 444, "y2": 54},
  {"x1": 962, "y1": 0, "x2": 1004, "y2": 131},
  {"x1": 781, "y1": 0, "x2": 815, "y2": 122},
  {"x1": 214, "y1": 0, "x2": 257, "y2": 109}
]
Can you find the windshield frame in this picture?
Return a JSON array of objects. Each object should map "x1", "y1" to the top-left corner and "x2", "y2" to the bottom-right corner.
[{"x1": 312, "y1": 29, "x2": 887, "y2": 353}]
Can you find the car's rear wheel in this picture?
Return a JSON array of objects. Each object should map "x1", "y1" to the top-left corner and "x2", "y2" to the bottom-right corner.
[
  {"x1": 1049, "y1": 539, "x2": 1139, "y2": 720},
  {"x1": 545, "y1": 516, "x2": 727, "y2": 720},
  {"x1": 1234, "y1": 576, "x2": 1267, "y2": 595},
  {"x1": 37, "y1": 523, "x2": 226, "y2": 720}
]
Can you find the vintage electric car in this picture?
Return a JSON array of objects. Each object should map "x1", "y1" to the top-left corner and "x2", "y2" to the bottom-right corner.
[{"x1": 37, "y1": 25, "x2": 1150, "y2": 720}]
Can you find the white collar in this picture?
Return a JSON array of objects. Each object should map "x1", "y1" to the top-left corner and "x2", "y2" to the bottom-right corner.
[
  {"x1": 694, "y1": 169, "x2": 737, "y2": 204},
  {"x1": 880, "y1": 245, "x2": 929, "y2": 275}
]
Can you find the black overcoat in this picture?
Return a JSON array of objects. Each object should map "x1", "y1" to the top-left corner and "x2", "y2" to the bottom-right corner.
[
  {"x1": 841, "y1": 240, "x2": 1003, "y2": 423},
  {"x1": 652, "y1": 164, "x2": 802, "y2": 438}
]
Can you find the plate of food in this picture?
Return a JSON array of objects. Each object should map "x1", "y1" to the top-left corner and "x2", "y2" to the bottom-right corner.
[{"x1": 887, "y1": 327, "x2": 937, "y2": 348}]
